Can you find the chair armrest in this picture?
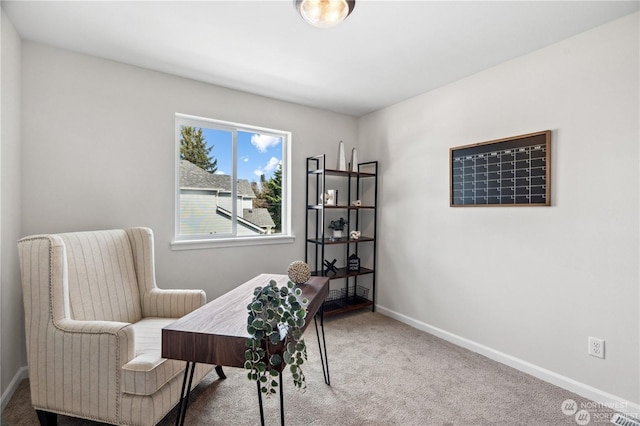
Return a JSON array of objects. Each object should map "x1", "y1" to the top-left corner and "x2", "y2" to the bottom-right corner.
[
  {"x1": 56, "y1": 318, "x2": 132, "y2": 335},
  {"x1": 54, "y1": 319, "x2": 135, "y2": 363},
  {"x1": 141, "y1": 288, "x2": 206, "y2": 318}
]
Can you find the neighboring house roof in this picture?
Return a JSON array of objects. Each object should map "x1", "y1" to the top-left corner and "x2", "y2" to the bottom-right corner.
[
  {"x1": 243, "y1": 208, "x2": 276, "y2": 229},
  {"x1": 179, "y1": 160, "x2": 274, "y2": 233},
  {"x1": 237, "y1": 180, "x2": 254, "y2": 198},
  {"x1": 180, "y1": 160, "x2": 254, "y2": 198},
  {"x1": 216, "y1": 206, "x2": 266, "y2": 234}
]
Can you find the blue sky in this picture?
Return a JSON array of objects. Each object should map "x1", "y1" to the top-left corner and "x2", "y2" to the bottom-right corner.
[{"x1": 200, "y1": 128, "x2": 282, "y2": 182}]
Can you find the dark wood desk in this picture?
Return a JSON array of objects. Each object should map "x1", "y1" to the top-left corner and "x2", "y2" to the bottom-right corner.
[{"x1": 162, "y1": 274, "x2": 330, "y2": 425}]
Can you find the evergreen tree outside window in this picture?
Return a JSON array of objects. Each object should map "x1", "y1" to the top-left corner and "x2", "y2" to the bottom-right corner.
[
  {"x1": 175, "y1": 114, "x2": 291, "y2": 245},
  {"x1": 180, "y1": 126, "x2": 218, "y2": 173}
]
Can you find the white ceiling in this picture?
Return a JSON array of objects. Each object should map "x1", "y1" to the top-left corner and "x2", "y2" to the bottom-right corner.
[{"x1": 3, "y1": 1, "x2": 639, "y2": 116}]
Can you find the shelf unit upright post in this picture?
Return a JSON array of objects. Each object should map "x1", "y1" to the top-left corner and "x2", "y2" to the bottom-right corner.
[
  {"x1": 305, "y1": 154, "x2": 378, "y2": 316},
  {"x1": 352, "y1": 160, "x2": 378, "y2": 310},
  {"x1": 305, "y1": 154, "x2": 327, "y2": 278}
]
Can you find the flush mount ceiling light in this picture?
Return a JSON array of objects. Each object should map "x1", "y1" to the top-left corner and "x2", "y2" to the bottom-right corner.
[{"x1": 295, "y1": 0, "x2": 356, "y2": 29}]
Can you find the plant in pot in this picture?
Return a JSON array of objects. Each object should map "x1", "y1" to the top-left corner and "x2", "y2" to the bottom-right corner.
[
  {"x1": 328, "y1": 217, "x2": 348, "y2": 239},
  {"x1": 245, "y1": 280, "x2": 309, "y2": 396}
]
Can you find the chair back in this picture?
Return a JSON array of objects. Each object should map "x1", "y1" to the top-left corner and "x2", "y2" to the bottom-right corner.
[{"x1": 58, "y1": 229, "x2": 142, "y2": 323}]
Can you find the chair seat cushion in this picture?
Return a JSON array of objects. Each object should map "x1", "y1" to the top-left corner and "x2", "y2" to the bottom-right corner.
[{"x1": 121, "y1": 317, "x2": 186, "y2": 396}]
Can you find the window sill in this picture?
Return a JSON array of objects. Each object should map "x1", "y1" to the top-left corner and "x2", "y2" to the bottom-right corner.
[{"x1": 170, "y1": 234, "x2": 295, "y2": 251}]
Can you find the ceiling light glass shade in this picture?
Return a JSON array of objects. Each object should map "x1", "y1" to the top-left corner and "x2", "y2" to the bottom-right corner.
[{"x1": 295, "y1": 0, "x2": 356, "y2": 29}]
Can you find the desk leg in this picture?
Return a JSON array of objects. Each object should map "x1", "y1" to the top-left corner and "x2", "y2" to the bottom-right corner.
[
  {"x1": 257, "y1": 381, "x2": 265, "y2": 426},
  {"x1": 215, "y1": 365, "x2": 227, "y2": 379},
  {"x1": 279, "y1": 371, "x2": 285, "y2": 426},
  {"x1": 175, "y1": 361, "x2": 196, "y2": 426},
  {"x1": 314, "y1": 306, "x2": 331, "y2": 385},
  {"x1": 256, "y1": 371, "x2": 285, "y2": 426}
]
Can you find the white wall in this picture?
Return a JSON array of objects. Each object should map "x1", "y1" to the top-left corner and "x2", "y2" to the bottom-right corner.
[
  {"x1": 0, "y1": 9, "x2": 25, "y2": 401},
  {"x1": 359, "y1": 13, "x2": 639, "y2": 404},
  {"x1": 20, "y1": 41, "x2": 357, "y2": 297}
]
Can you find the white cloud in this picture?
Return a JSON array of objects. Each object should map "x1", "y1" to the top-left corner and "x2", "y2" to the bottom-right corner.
[
  {"x1": 241, "y1": 155, "x2": 249, "y2": 162},
  {"x1": 251, "y1": 134, "x2": 281, "y2": 153},
  {"x1": 253, "y1": 157, "x2": 281, "y2": 178},
  {"x1": 264, "y1": 157, "x2": 280, "y2": 173},
  {"x1": 215, "y1": 170, "x2": 225, "y2": 175}
]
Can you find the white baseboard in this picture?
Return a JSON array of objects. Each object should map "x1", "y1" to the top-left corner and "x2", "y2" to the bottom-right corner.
[
  {"x1": 1, "y1": 366, "x2": 28, "y2": 412},
  {"x1": 376, "y1": 305, "x2": 640, "y2": 418}
]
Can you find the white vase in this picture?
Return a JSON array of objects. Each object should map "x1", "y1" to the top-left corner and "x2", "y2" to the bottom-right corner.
[
  {"x1": 351, "y1": 148, "x2": 358, "y2": 172},
  {"x1": 337, "y1": 141, "x2": 346, "y2": 171},
  {"x1": 332, "y1": 229, "x2": 343, "y2": 238}
]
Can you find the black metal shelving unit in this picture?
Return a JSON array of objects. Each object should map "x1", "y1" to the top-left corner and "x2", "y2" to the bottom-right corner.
[{"x1": 305, "y1": 154, "x2": 378, "y2": 316}]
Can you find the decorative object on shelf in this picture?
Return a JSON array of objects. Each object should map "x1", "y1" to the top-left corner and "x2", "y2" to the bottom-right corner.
[
  {"x1": 295, "y1": 0, "x2": 356, "y2": 29},
  {"x1": 323, "y1": 259, "x2": 338, "y2": 275},
  {"x1": 348, "y1": 253, "x2": 361, "y2": 272},
  {"x1": 320, "y1": 189, "x2": 338, "y2": 206},
  {"x1": 328, "y1": 217, "x2": 348, "y2": 238},
  {"x1": 245, "y1": 280, "x2": 309, "y2": 396},
  {"x1": 349, "y1": 230, "x2": 361, "y2": 240},
  {"x1": 351, "y1": 199, "x2": 362, "y2": 207},
  {"x1": 288, "y1": 261, "x2": 311, "y2": 284},
  {"x1": 351, "y1": 148, "x2": 358, "y2": 172},
  {"x1": 337, "y1": 141, "x2": 346, "y2": 171}
]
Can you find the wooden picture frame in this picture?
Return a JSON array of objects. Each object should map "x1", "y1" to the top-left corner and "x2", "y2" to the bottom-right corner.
[{"x1": 450, "y1": 130, "x2": 551, "y2": 207}]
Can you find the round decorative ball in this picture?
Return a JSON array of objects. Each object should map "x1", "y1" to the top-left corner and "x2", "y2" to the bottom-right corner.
[{"x1": 288, "y1": 261, "x2": 311, "y2": 284}]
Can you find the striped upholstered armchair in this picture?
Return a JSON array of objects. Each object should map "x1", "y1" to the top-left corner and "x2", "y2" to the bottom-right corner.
[{"x1": 17, "y1": 227, "x2": 213, "y2": 426}]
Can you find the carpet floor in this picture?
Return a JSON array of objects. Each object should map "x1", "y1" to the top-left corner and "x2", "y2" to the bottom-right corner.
[{"x1": 2, "y1": 311, "x2": 616, "y2": 425}]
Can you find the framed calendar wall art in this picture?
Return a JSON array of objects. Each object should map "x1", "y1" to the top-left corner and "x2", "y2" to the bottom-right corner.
[{"x1": 450, "y1": 131, "x2": 551, "y2": 207}]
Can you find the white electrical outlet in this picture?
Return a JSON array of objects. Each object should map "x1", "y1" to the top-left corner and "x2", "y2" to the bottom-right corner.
[{"x1": 588, "y1": 336, "x2": 605, "y2": 359}]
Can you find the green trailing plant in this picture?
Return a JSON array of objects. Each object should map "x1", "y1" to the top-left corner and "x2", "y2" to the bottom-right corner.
[{"x1": 245, "y1": 280, "x2": 309, "y2": 396}]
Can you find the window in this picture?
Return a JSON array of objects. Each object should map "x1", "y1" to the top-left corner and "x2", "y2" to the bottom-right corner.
[{"x1": 172, "y1": 114, "x2": 292, "y2": 249}]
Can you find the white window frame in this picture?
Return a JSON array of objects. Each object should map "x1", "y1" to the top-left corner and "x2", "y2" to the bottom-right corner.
[{"x1": 171, "y1": 113, "x2": 294, "y2": 250}]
